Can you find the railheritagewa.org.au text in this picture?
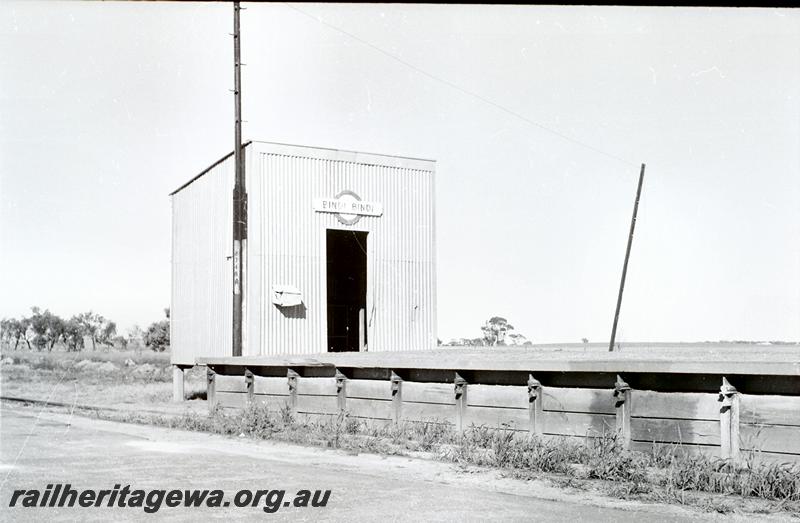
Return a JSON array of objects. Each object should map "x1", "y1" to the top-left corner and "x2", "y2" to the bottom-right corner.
[{"x1": 8, "y1": 484, "x2": 331, "y2": 513}]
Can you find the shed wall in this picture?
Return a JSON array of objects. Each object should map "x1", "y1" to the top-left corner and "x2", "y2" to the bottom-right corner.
[{"x1": 171, "y1": 158, "x2": 234, "y2": 365}]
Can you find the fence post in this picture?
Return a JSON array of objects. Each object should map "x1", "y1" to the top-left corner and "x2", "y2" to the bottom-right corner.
[
  {"x1": 719, "y1": 377, "x2": 740, "y2": 462},
  {"x1": 614, "y1": 375, "x2": 631, "y2": 449},
  {"x1": 206, "y1": 367, "x2": 216, "y2": 410},
  {"x1": 390, "y1": 371, "x2": 403, "y2": 424},
  {"x1": 527, "y1": 374, "x2": 543, "y2": 435},
  {"x1": 287, "y1": 369, "x2": 299, "y2": 417},
  {"x1": 245, "y1": 368, "x2": 254, "y2": 406},
  {"x1": 336, "y1": 369, "x2": 347, "y2": 412},
  {"x1": 454, "y1": 372, "x2": 468, "y2": 431}
]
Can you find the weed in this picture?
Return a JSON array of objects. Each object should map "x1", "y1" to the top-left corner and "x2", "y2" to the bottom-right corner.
[
  {"x1": 414, "y1": 421, "x2": 453, "y2": 451},
  {"x1": 278, "y1": 404, "x2": 295, "y2": 426},
  {"x1": 584, "y1": 433, "x2": 649, "y2": 485},
  {"x1": 653, "y1": 449, "x2": 800, "y2": 506},
  {"x1": 439, "y1": 425, "x2": 583, "y2": 475},
  {"x1": 237, "y1": 403, "x2": 278, "y2": 438}
]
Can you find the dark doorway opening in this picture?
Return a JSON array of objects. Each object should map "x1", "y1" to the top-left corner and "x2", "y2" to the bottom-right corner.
[{"x1": 326, "y1": 229, "x2": 368, "y2": 352}]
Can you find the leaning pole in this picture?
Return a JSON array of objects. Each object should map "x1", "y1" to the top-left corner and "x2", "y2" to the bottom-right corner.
[{"x1": 608, "y1": 163, "x2": 646, "y2": 352}]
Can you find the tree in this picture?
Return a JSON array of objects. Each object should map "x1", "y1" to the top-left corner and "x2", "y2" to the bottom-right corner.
[
  {"x1": 481, "y1": 316, "x2": 514, "y2": 346},
  {"x1": 506, "y1": 332, "x2": 532, "y2": 346},
  {"x1": 127, "y1": 325, "x2": 145, "y2": 347},
  {"x1": 0, "y1": 318, "x2": 14, "y2": 346},
  {"x1": 97, "y1": 320, "x2": 117, "y2": 348},
  {"x1": 63, "y1": 316, "x2": 86, "y2": 352},
  {"x1": 75, "y1": 312, "x2": 116, "y2": 351},
  {"x1": 1, "y1": 317, "x2": 33, "y2": 350},
  {"x1": 144, "y1": 321, "x2": 169, "y2": 352},
  {"x1": 75, "y1": 312, "x2": 98, "y2": 350},
  {"x1": 29, "y1": 307, "x2": 65, "y2": 351},
  {"x1": 144, "y1": 308, "x2": 170, "y2": 352},
  {"x1": 1, "y1": 318, "x2": 32, "y2": 350}
]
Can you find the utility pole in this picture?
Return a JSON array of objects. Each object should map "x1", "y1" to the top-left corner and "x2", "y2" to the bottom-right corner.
[
  {"x1": 608, "y1": 163, "x2": 646, "y2": 352},
  {"x1": 231, "y1": 1, "x2": 246, "y2": 357}
]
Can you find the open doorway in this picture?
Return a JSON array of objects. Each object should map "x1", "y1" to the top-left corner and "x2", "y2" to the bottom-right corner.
[{"x1": 326, "y1": 229, "x2": 368, "y2": 352}]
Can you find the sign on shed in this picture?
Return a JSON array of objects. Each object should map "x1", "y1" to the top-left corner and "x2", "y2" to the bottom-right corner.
[{"x1": 314, "y1": 190, "x2": 383, "y2": 225}]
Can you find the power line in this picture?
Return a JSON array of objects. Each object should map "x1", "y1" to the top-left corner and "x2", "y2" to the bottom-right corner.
[{"x1": 284, "y1": 4, "x2": 638, "y2": 168}]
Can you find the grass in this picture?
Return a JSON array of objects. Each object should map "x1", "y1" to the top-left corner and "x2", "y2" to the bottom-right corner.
[
  {"x1": 652, "y1": 451, "x2": 800, "y2": 505},
  {"x1": 85, "y1": 402, "x2": 799, "y2": 515},
  {"x1": 0, "y1": 348, "x2": 206, "y2": 408},
  {"x1": 1, "y1": 348, "x2": 171, "y2": 373}
]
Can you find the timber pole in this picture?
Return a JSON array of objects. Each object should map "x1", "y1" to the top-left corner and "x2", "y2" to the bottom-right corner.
[
  {"x1": 232, "y1": 1, "x2": 246, "y2": 357},
  {"x1": 608, "y1": 163, "x2": 646, "y2": 352}
]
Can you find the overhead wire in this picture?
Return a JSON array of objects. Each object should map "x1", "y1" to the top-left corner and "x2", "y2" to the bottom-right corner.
[{"x1": 283, "y1": 3, "x2": 639, "y2": 169}]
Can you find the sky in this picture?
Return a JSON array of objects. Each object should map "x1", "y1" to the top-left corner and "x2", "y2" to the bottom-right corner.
[{"x1": 1, "y1": 3, "x2": 798, "y2": 343}]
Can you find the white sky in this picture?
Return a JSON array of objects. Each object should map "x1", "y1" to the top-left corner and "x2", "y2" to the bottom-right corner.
[{"x1": 1, "y1": 3, "x2": 798, "y2": 343}]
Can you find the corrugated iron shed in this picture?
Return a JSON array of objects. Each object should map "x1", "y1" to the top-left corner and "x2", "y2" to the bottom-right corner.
[{"x1": 171, "y1": 141, "x2": 436, "y2": 365}]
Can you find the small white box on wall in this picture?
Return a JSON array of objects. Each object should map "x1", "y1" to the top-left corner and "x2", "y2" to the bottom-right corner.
[{"x1": 271, "y1": 284, "x2": 303, "y2": 307}]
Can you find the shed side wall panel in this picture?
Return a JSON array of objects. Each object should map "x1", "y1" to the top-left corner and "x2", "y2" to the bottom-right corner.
[{"x1": 171, "y1": 158, "x2": 234, "y2": 365}]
